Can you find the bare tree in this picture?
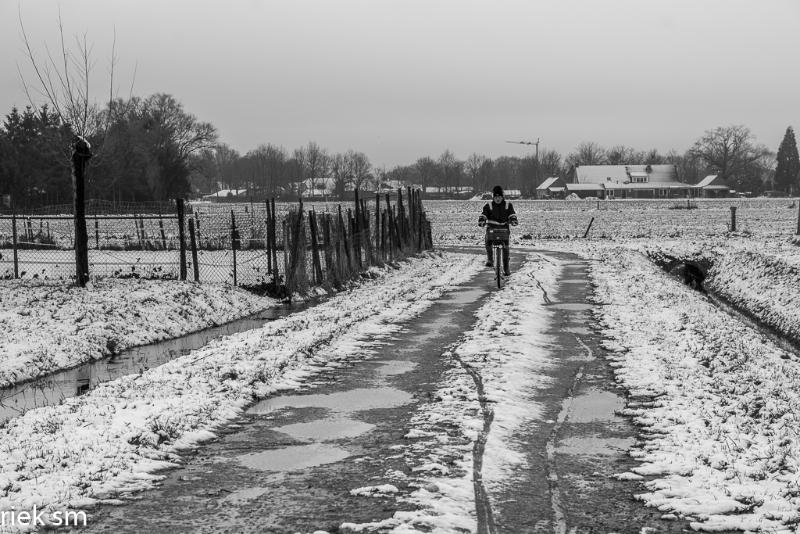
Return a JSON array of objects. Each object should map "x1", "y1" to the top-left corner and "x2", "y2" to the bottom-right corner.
[
  {"x1": 566, "y1": 142, "x2": 607, "y2": 167},
  {"x1": 606, "y1": 145, "x2": 635, "y2": 165},
  {"x1": 538, "y1": 149, "x2": 563, "y2": 178},
  {"x1": 690, "y1": 125, "x2": 771, "y2": 183},
  {"x1": 330, "y1": 152, "x2": 352, "y2": 199},
  {"x1": 295, "y1": 141, "x2": 330, "y2": 196},
  {"x1": 347, "y1": 150, "x2": 372, "y2": 192},
  {"x1": 465, "y1": 153, "x2": 487, "y2": 193},
  {"x1": 414, "y1": 157, "x2": 437, "y2": 193}
]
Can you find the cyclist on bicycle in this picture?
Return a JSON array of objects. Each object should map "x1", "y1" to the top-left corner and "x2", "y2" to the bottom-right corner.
[{"x1": 478, "y1": 185, "x2": 518, "y2": 275}]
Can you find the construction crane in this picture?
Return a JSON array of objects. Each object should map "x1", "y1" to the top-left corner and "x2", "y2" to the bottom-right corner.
[
  {"x1": 506, "y1": 138, "x2": 541, "y2": 193},
  {"x1": 505, "y1": 138, "x2": 540, "y2": 160}
]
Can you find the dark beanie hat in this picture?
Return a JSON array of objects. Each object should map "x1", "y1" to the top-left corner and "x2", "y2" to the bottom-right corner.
[{"x1": 492, "y1": 185, "x2": 504, "y2": 197}]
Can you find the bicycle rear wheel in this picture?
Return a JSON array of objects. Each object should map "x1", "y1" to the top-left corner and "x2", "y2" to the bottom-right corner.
[{"x1": 495, "y1": 246, "x2": 502, "y2": 289}]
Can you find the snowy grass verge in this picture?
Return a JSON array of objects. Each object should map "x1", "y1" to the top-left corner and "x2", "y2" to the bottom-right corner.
[
  {"x1": 0, "y1": 279, "x2": 274, "y2": 388},
  {"x1": 0, "y1": 252, "x2": 481, "y2": 533},
  {"x1": 643, "y1": 238, "x2": 800, "y2": 346},
  {"x1": 593, "y1": 247, "x2": 800, "y2": 532}
]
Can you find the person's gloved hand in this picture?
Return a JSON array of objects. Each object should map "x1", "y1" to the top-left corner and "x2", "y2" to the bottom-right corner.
[
  {"x1": 478, "y1": 215, "x2": 487, "y2": 227},
  {"x1": 509, "y1": 214, "x2": 519, "y2": 226}
]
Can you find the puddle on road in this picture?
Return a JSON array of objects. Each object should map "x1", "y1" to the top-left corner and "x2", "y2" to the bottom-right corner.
[
  {"x1": 273, "y1": 418, "x2": 375, "y2": 441},
  {"x1": 563, "y1": 326, "x2": 591, "y2": 335},
  {"x1": 568, "y1": 388, "x2": 625, "y2": 423},
  {"x1": 247, "y1": 387, "x2": 414, "y2": 415},
  {"x1": 550, "y1": 303, "x2": 594, "y2": 311},
  {"x1": 557, "y1": 435, "x2": 635, "y2": 456},
  {"x1": 239, "y1": 443, "x2": 351, "y2": 472},
  {"x1": 376, "y1": 360, "x2": 418, "y2": 377},
  {"x1": 439, "y1": 287, "x2": 487, "y2": 306}
]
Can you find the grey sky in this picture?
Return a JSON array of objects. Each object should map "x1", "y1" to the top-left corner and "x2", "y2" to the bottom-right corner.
[{"x1": 2, "y1": 0, "x2": 799, "y2": 168}]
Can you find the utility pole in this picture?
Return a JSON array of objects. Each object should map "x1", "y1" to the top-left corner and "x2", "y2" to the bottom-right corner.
[{"x1": 506, "y1": 139, "x2": 541, "y2": 196}]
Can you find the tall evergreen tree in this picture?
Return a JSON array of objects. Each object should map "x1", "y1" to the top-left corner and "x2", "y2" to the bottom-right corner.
[{"x1": 775, "y1": 126, "x2": 800, "y2": 194}]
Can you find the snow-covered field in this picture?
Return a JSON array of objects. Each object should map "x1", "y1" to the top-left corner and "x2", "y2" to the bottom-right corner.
[{"x1": 0, "y1": 252, "x2": 480, "y2": 532}]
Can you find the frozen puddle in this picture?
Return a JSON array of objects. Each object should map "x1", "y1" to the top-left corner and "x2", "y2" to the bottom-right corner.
[
  {"x1": 569, "y1": 388, "x2": 625, "y2": 422},
  {"x1": 248, "y1": 387, "x2": 413, "y2": 414},
  {"x1": 557, "y1": 435, "x2": 635, "y2": 456},
  {"x1": 550, "y1": 302, "x2": 593, "y2": 311},
  {"x1": 563, "y1": 326, "x2": 591, "y2": 335},
  {"x1": 239, "y1": 443, "x2": 351, "y2": 472},
  {"x1": 274, "y1": 418, "x2": 375, "y2": 441},
  {"x1": 439, "y1": 287, "x2": 487, "y2": 305},
  {"x1": 376, "y1": 360, "x2": 418, "y2": 377}
]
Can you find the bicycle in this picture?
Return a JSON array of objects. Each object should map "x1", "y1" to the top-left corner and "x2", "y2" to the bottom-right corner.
[{"x1": 484, "y1": 222, "x2": 511, "y2": 289}]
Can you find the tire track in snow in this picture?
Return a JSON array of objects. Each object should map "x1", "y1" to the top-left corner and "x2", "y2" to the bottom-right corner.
[
  {"x1": 544, "y1": 335, "x2": 592, "y2": 534},
  {"x1": 456, "y1": 360, "x2": 498, "y2": 534}
]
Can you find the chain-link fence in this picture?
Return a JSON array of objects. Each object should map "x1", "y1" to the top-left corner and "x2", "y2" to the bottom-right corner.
[{"x1": 0, "y1": 190, "x2": 434, "y2": 297}]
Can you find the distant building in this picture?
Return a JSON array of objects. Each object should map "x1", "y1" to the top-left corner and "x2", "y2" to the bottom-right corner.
[
  {"x1": 565, "y1": 183, "x2": 606, "y2": 199},
  {"x1": 202, "y1": 189, "x2": 248, "y2": 200},
  {"x1": 535, "y1": 177, "x2": 566, "y2": 199},
  {"x1": 695, "y1": 175, "x2": 731, "y2": 198},
  {"x1": 565, "y1": 164, "x2": 694, "y2": 199}
]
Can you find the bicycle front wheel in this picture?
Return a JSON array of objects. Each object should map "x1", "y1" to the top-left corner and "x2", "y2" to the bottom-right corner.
[{"x1": 495, "y1": 246, "x2": 502, "y2": 289}]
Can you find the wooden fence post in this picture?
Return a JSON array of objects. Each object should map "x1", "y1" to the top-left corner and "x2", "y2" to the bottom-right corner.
[
  {"x1": 375, "y1": 193, "x2": 381, "y2": 260},
  {"x1": 194, "y1": 211, "x2": 202, "y2": 246},
  {"x1": 730, "y1": 206, "x2": 737, "y2": 232},
  {"x1": 159, "y1": 216, "x2": 167, "y2": 249},
  {"x1": 231, "y1": 209, "x2": 239, "y2": 286},
  {"x1": 11, "y1": 211, "x2": 19, "y2": 279},
  {"x1": 309, "y1": 210, "x2": 323, "y2": 285},
  {"x1": 176, "y1": 198, "x2": 187, "y2": 280},
  {"x1": 795, "y1": 200, "x2": 799, "y2": 235},
  {"x1": 353, "y1": 191, "x2": 362, "y2": 269},
  {"x1": 94, "y1": 216, "x2": 100, "y2": 249},
  {"x1": 583, "y1": 217, "x2": 595, "y2": 238},
  {"x1": 189, "y1": 218, "x2": 200, "y2": 282},
  {"x1": 72, "y1": 138, "x2": 91, "y2": 287},
  {"x1": 338, "y1": 206, "x2": 352, "y2": 276},
  {"x1": 321, "y1": 213, "x2": 336, "y2": 286},
  {"x1": 271, "y1": 198, "x2": 279, "y2": 286},
  {"x1": 265, "y1": 200, "x2": 273, "y2": 275},
  {"x1": 282, "y1": 219, "x2": 289, "y2": 293}
]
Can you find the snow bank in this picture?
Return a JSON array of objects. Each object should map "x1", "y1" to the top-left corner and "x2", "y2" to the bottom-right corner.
[
  {"x1": 591, "y1": 246, "x2": 800, "y2": 532},
  {"x1": 0, "y1": 252, "x2": 481, "y2": 531},
  {"x1": 643, "y1": 237, "x2": 800, "y2": 346},
  {"x1": 0, "y1": 279, "x2": 273, "y2": 388}
]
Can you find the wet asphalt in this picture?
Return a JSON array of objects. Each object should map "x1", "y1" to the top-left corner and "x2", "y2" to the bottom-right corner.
[{"x1": 68, "y1": 250, "x2": 703, "y2": 534}]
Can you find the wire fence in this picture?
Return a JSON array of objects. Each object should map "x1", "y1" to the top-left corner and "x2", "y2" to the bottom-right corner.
[{"x1": 0, "y1": 190, "x2": 434, "y2": 296}]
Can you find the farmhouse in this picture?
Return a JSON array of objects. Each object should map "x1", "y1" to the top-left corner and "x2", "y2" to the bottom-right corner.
[{"x1": 563, "y1": 164, "x2": 695, "y2": 199}]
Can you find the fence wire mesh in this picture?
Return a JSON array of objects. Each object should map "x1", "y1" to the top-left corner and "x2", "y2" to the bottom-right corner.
[{"x1": 0, "y1": 190, "x2": 435, "y2": 296}]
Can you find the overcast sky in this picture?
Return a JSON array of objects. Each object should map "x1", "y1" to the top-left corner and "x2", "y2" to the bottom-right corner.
[{"x1": 2, "y1": 0, "x2": 799, "y2": 168}]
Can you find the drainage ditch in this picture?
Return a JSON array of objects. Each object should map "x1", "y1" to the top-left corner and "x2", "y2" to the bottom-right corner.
[{"x1": 0, "y1": 303, "x2": 309, "y2": 425}]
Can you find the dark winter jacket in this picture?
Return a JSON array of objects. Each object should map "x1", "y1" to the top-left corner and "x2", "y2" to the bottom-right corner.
[{"x1": 481, "y1": 201, "x2": 516, "y2": 230}]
